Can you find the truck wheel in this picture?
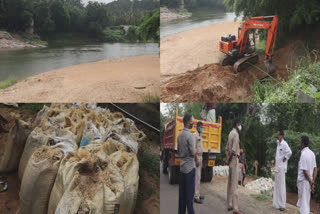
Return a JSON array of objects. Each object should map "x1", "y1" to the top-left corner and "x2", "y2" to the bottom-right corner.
[
  {"x1": 162, "y1": 156, "x2": 168, "y2": 174},
  {"x1": 168, "y1": 162, "x2": 179, "y2": 184},
  {"x1": 206, "y1": 167, "x2": 213, "y2": 182},
  {"x1": 201, "y1": 167, "x2": 213, "y2": 182}
]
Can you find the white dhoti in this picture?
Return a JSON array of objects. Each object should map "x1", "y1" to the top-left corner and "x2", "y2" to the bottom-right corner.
[
  {"x1": 273, "y1": 171, "x2": 286, "y2": 209},
  {"x1": 297, "y1": 180, "x2": 311, "y2": 214},
  {"x1": 194, "y1": 156, "x2": 203, "y2": 199}
]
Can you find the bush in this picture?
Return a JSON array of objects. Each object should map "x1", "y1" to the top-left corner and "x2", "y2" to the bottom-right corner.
[
  {"x1": 265, "y1": 130, "x2": 320, "y2": 202},
  {"x1": 126, "y1": 26, "x2": 138, "y2": 42},
  {"x1": 251, "y1": 51, "x2": 320, "y2": 102}
]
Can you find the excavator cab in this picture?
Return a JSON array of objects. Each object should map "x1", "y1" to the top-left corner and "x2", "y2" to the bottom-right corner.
[{"x1": 219, "y1": 15, "x2": 278, "y2": 74}]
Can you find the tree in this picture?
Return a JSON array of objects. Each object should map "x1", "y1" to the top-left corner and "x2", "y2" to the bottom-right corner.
[
  {"x1": 137, "y1": 10, "x2": 160, "y2": 42},
  {"x1": 223, "y1": 0, "x2": 320, "y2": 40},
  {"x1": 50, "y1": 0, "x2": 70, "y2": 32}
]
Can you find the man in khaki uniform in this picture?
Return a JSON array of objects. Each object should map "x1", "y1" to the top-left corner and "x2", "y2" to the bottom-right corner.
[
  {"x1": 194, "y1": 121, "x2": 204, "y2": 204},
  {"x1": 225, "y1": 119, "x2": 243, "y2": 214}
]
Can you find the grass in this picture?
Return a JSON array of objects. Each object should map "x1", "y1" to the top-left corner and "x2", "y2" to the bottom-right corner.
[
  {"x1": 138, "y1": 149, "x2": 160, "y2": 180},
  {"x1": 251, "y1": 49, "x2": 320, "y2": 102},
  {"x1": 250, "y1": 194, "x2": 270, "y2": 201},
  {"x1": 141, "y1": 93, "x2": 160, "y2": 103},
  {"x1": 22, "y1": 34, "x2": 48, "y2": 46},
  {"x1": 0, "y1": 76, "x2": 18, "y2": 89},
  {"x1": 19, "y1": 103, "x2": 50, "y2": 112}
]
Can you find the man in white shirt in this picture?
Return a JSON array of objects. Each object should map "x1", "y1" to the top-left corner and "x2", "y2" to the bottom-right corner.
[
  {"x1": 273, "y1": 130, "x2": 292, "y2": 211},
  {"x1": 297, "y1": 135, "x2": 318, "y2": 214}
]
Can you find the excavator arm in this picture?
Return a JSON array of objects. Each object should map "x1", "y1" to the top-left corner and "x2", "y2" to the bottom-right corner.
[{"x1": 237, "y1": 15, "x2": 278, "y2": 62}]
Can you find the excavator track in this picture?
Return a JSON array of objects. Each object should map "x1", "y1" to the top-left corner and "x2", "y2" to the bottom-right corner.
[{"x1": 233, "y1": 54, "x2": 259, "y2": 73}]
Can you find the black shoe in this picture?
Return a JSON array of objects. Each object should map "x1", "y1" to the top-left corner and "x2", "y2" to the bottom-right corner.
[
  {"x1": 194, "y1": 198, "x2": 203, "y2": 204},
  {"x1": 279, "y1": 208, "x2": 285, "y2": 211},
  {"x1": 200, "y1": 195, "x2": 205, "y2": 200}
]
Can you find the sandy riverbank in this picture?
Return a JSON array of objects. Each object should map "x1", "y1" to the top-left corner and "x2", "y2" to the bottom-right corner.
[
  {"x1": 160, "y1": 20, "x2": 241, "y2": 76},
  {"x1": 160, "y1": 7, "x2": 192, "y2": 23},
  {"x1": 0, "y1": 54, "x2": 159, "y2": 102}
]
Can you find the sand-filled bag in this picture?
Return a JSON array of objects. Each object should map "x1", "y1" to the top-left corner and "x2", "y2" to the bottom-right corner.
[
  {"x1": 0, "y1": 119, "x2": 32, "y2": 172},
  {"x1": 48, "y1": 140, "x2": 139, "y2": 214},
  {"x1": 19, "y1": 145, "x2": 64, "y2": 214}
]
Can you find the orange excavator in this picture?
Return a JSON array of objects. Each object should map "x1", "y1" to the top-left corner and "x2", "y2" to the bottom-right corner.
[{"x1": 219, "y1": 15, "x2": 278, "y2": 73}]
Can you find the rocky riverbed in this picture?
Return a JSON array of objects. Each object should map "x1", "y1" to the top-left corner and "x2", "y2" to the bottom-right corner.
[
  {"x1": 160, "y1": 7, "x2": 191, "y2": 23},
  {"x1": 0, "y1": 31, "x2": 46, "y2": 49}
]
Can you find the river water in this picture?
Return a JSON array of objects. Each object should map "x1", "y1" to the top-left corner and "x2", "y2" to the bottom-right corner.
[
  {"x1": 0, "y1": 42, "x2": 159, "y2": 80},
  {"x1": 160, "y1": 8, "x2": 238, "y2": 38}
]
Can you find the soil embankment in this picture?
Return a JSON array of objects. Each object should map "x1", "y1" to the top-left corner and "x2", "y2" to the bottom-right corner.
[
  {"x1": 160, "y1": 18, "x2": 306, "y2": 102},
  {"x1": 0, "y1": 31, "x2": 46, "y2": 49},
  {"x1": 0, "y1": 55, "x2": 160, "y2": 102}
]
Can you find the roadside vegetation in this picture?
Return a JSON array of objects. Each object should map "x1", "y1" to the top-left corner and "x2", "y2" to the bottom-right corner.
[{"x1": 251, "y1": 50, "x2": 320, "y2": 102}]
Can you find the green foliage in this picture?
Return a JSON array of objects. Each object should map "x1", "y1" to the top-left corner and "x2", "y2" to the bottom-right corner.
[
  {"x1": 223, "y1": 0, "x2": 320, "y2": 41},
  {"x1": 251, "y1": 51, "x2": 320, "y2": 103},
  {"x1": 265, "y1": 130, "x2": 320, "y2": 202},
  {"x1": 0, "y1": 76, "x2": 18, "y2": 88},
  {"x1": 0, "y1": 0, "x2": 158, "y2": 41},
  {"x1": 103, "y1": 27, "x2": 126, "y2": 42},
  {"x1": 126, "y1": 26, "x2": 138, "y2": 42},
  {"x1": 251, "y1": 194, "x2": 270, "y2": 201},
  {"x1": 19, "y1": 103, "x2": 49, "y2": 112},
  {"x1": 138, "y1": 150, "x2": 160, "y2": 180},
  {"x1": 137, "y1": 10, "x2": 160, "y2": 42}
]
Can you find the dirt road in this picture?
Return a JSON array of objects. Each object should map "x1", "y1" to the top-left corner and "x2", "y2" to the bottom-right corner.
[
  {"x1": 160, "y1": 165, "x2": 301, "y2": 214},
  {"x1": 0, "y1": 55, "x2": 159, "y2": 102}
]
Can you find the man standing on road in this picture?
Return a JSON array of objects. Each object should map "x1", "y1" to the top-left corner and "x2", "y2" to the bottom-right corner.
[
  {"x1": 177, "y1": 113, "x2": 199, "y2": 214},
  {"x1": 225, "y1": 119, "x2": 243, "y2": 214},
  {"x1": 194, "y1": 121, "x2": 204, "y2": 204},
  {"x1": 239, "y1": 149, "x2": 247, "y2": 186},
  {"x1": 297, "y1": 135, "x2": 318, "y2": 214},
  {"x1": 273, "y1": 130, "x2": 292, "y2": 211}
]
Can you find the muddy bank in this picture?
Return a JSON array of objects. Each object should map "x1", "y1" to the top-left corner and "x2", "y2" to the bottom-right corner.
[
  {"x1": 160, "y1": 7, "x2": 191, "y2": 23},
  {"x1": 0, "y1": 55, "x2": 160, "y2": 102},
  {"x1": 0, "y1": 31, "x2": 46, "y2": 50}
]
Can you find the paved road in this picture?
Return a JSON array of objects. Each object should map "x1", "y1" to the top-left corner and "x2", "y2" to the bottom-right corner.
[{"x1": 160, "y1": 164, "x2": 300, "y2": 214}]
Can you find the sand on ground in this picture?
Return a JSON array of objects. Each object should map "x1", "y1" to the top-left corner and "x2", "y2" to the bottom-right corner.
[
  {"x1": 160, "y1": 20, "x2": 241, "y2": 76},
  {"x1": 0, "y1": 55, "x2": 159, "y2": 102},
  {"x1": 160, "y1": 19, "x2": 306, "y2": 102}
]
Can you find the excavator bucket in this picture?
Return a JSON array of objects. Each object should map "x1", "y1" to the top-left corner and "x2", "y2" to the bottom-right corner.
[{"x1": 263, "y1": 60, "x2": 276, "y2": 74}]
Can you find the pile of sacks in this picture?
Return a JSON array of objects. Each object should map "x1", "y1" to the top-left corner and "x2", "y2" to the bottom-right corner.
[
  {"x1": 212, "y1": 165, "x2": 229, "y2": 176},
  {"x1": 245, "y1": 177, "x2": 274, "y2": 197},
  {"x1": 0, "y1": 104, "x2": 146, "y2": 214}
]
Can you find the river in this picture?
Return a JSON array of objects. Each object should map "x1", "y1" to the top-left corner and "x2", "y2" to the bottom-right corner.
[
  {"x1": 160, "y1": 8, "x2": 238, "y2": 38},
  {"x1": 0, "y1": 42, "x2": 158, "y2": 81}
]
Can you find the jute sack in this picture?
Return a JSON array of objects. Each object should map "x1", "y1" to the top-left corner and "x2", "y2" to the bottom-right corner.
[
  {"x1": 0, "y1": 120, "x2": 32, "y2": 172},
  {"x1": 48, "y1": 140, "x2": 139, "y2": 214},
  {"x1": 18, "y1": 127, "x2": 50, "y2": 180},
  {"x1": 19, "y1": 145, "x2": 63, "y2": 214}
]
